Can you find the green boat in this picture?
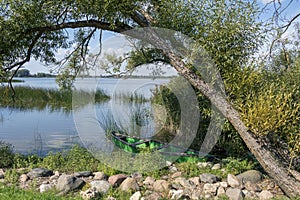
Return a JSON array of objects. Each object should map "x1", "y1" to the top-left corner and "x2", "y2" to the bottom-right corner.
[{"x1": 109, "y1": 131, "x2": 214, "y2": 163}]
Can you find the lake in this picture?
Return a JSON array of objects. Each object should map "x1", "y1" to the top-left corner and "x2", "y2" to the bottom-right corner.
[{"x1": 0, "y1": 77, "x2": 170, "y2": 155}]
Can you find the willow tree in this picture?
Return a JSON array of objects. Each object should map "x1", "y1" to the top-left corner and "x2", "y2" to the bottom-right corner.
[{"x1": 1, "y1": 0, "x2": 300, "y2": 197}]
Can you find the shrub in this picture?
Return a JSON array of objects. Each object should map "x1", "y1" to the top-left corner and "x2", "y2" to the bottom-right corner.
[{"x1": 0, "y1": 141, "x2": 14, "y2": 168}]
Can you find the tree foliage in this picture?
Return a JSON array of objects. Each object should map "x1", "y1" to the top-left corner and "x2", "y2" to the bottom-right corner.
[{"x1": 1, "y1": 0, "x2": 300, "y2": 196}]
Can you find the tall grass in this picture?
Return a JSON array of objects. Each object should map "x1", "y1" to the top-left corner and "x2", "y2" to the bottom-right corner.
[
  {"x1": 0, "y1": 86, "x2": 110, "y2": 111},
  {"x1": 113, "y1": 92, "x2": 148, "y2": 104}
]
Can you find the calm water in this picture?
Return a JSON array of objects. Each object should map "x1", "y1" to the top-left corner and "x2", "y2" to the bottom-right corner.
[{"x1": 0, "y1": 77, "x2": 169, "y2": 155}]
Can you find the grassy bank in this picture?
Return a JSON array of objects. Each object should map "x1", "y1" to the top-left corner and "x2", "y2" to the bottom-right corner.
[{"x1": 0, "y1": 87, "x2": 110, "y2": 111}]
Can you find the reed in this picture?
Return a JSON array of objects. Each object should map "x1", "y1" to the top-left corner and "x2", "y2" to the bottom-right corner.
[{"x1": 0, "y1": 86, "x2": 110, "y2": 112}]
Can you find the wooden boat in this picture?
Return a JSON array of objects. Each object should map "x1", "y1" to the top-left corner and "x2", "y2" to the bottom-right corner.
[{"x1": 109, "y1": 131, "x2": 214, "y2": 163}]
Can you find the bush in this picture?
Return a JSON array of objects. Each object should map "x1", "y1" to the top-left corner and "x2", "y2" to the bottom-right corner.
[{"x1": 0, "y1": 141, "x2": 14, "y2": 168}]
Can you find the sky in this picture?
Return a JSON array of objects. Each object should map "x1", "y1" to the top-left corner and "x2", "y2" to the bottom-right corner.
[{"x1": 24, "y1": 0, "x2": 300, "y2": 75}]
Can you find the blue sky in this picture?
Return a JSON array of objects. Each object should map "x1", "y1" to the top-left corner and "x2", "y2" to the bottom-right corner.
[{"x1": 24, "y1": 0, "x2": 300, "y2": 74}]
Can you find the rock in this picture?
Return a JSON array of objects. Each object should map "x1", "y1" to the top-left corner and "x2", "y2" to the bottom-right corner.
[
  {"x1": 27, "y1": 168, "x2": 53, "y2": 179},
  {"x1": 226, "y1": 188, "x2": 244, "y2": 200},
  {"x1": 197, "y1": 162, "x2": 213, "y2": 168},
  {"x1": 130, "y1": 191, "x2": 142, "y2": 200},
  {"x1": 0, "y1": 170, "x2": 4, "y2": 179},
  {"x1": 119, "y1": 177, "x2": 139, "y2": 192},
  {"x1": 19, "y1": 174, "x2": 29, "y2": 183},
  {"x1": 74, "y1": 171, "x2": 92, "y2": 177},
  {"x1": 108, "y1": 174, "x2": 127, "y2": 187},
  {"x1": 171, "y1": 171, "x2": 182, "y2": 179},
  {"x1": 169, "y1": 166, "x2": 178, "y2": 173},
  {"x1": 173, "y1": 177, "x2": 194, "y2": 189},
  {"x1": 217, "y1": 187, "x2": 226, "y2": 196},
  {"x1": 54, "y1": 171, "x2": 60, "y2": 176},
  {"x1": 153, "y1": 180, "x2": 170, "y2": 193},
  {"x1": 90, "y1": 180, "x2": 110, "y2": 194},
  {"x1": 169, "y1": 189, "x2": 184, "y2": 199},
  {"x1": 143, "y1": 192, "x2": 162, "y2": 200},
  {"x1": 39, "y1": 184, "x2": 53, "y2": 193},
  {"x1": 237, "y1": 170, "x2": 262, "y2": 184},
  {"x1": 200, "y1": 173, "x2": 219, "y2": 183},
  {"x1": 49, "y1": 175, "x2": 59, "y2": 182},
  {"x1": 93, "y1": 172, "x2": 108, "y2": 180},
  {"x1": 212, "y1": 163, "x2": 221, "y2": 170},
  {"x1": 220, "y1": 182, "x2": 228, "y2": 188},
  {"x1": 259, "y1": 190, "x2": 274, "y2": 200},
  {"x1": 245, "y1": 181, "x2": 262, "y2": 192},
  {"x1": 191, "y1": 188, "x2": 203, "y2": 200},
  {"x1": 203, "y1": 183, "x2": 218, "y2": 196},
  {"x1": 227, "y1": 174, "x2": 240, "y2": 187},
  {"x1": 188, "y1": 177, "x2": 200, "y2": 186},
  {"x1": 56, "y1": 174, "x2": 85, "y2": 193},
  {"x1": 131, "y1": 172, "x2": 143, "y2": 181},
  {"x1": 80, "y1": 188, "x2": 100, "y2": 200},
  {"x1": 143, "y1": 176, "x2": 155, "y2": 187}
]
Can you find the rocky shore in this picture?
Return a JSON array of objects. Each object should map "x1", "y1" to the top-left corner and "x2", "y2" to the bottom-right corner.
[{"x1": 0, "y1": 162, "x2": 287, "y2": 200}]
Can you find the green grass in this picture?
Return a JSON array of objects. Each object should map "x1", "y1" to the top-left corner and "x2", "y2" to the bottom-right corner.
[
  {"x1": 0, "y1": 86, "x2": 110, "y2": 111},
  {"x1": 0, "y1": 183, "x2": 83, "y2": 200}
]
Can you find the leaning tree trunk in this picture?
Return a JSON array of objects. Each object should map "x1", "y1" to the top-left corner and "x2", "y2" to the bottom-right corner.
[{"x1": 165, "y1": 52, "x2": 300, "y2": 197}]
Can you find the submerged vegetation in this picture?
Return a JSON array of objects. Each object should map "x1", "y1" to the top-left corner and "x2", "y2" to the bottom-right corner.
[{"x1": 0, "y1": 86, "x2": 110, "y2": 111}]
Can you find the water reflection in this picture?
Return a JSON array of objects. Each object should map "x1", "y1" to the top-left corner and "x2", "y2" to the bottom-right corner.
[{"x1": 0, "y1": 78, "x2": 169, "y2": 155}]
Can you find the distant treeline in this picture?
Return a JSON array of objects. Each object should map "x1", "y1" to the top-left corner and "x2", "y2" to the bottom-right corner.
[{"x1": 11, "y1": 69, "x2": 56, "y2": 78}]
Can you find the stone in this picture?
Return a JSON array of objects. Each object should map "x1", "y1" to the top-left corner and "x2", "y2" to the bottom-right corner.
[
  {"x1": 237, "y1": 170, "x2": 263, "y2": 184},
  {"x1": 200, "y1": 173, "x2": 219, "y2": 183},
  {"x1": 227, "y1": 174, "x2": 240, "y2": 187},
  {"x1": 27, "y1": 168, "x2": 53, "y2": 179},
  {"x1": 19, "y1": 174, "x2": 29, "y2": 183},
  {"x1": 56, "y1": 174, "x2": 85, "y2": 193},
  {"x1": 217, "y1": 187, "x2": 226, "y2": 196},
  {"x1": 245, "y1": 181, "x2": 262, "y2": 192},
  {"x1": 169, "y1": 189, "x2": 184, "y2": 199},
  {"x1": 169, "y1": 166, "x2": 178, "y2": 173},
  {"x1": 203, "y1": 183, "x2": 218, "y2": 196},
  {"x1": 173, "y1": 177, "x2": 194, "y2": 189},
  {"x1": 74, "y1": 171, "x2": 92, "y2": 177},
  {"x1": 80, "y1": 188, "x2": 100, "y2": 200},
  {"x1": 259, "y1": 190, "x2": 274, "y2": 200},
  {"x1": 226, "y1": 188, "x2": 244, "y2": 200},
  {"x1": 39, "y1": 184, "x2": 53, "y2": 193},
  {"x1": 130, "y1": 191, "x2": 142, "y2": 200},
  {"x1": 143, "y1": 192, "x2": 162, "y2": 200},
  {"x1": 188, "y1": 177, "x2": 200, "y2": 186},
  {"x1": 54, "y1": 171, "x2": 60, "y2": 176},
  {"x1": 49, "y1": 175, "x2": 59, "y2": 182},
  {"x1": 197, "y1": 162, "x2": 213, "y2": 168},
  {"x1": 90, "y1": 180, "x2": 110, "y2": 194},
  {"x1": 153, "y1": 180, "x2": 170, "y2": 193},
  {"x1": 119, "y1": 177, "x2": 139, "y2": 192},
  {"x1": 171, "y1": 171, "x2": 182, "y2": 179},
  {"x1": 93, "y1": 172, "x2": 108, "y2": 180},
  {"x1": 220, "y1": 182, "x2": 228, "y2": 188},
  {"x1": 212, "y1": 163, "x2": 221, "y2": 170},
  {"x1": 143, "y1": 176, "x2": 155, "y2": 186},
  {"x1": 108, "y1": 174, "x2": 127, "y2": 187}
]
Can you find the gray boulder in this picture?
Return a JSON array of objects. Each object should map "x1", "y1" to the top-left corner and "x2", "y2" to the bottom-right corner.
[
  {"x1": 27, "y1": 168, "x2": 53, "y2": 179},
  {"x1": 73, "y1": 171, "x2": 92, "y2": 177},
  {"x1": 90, "y1": 180, "x2": 111, "y2": 194},
  {"x1": 56, "y1": 174, "x2": 85, "y2": 193},
  {"x1": 200, "y1": 173, "x2": 220, "y2": 183},
  {"x1": 226, "y1": 188, "x2": 244, "y2": 200},
  {"x1": 237, "y1": 170, "x2": 262, "y2": 184},
  {"x1": 93, "y1": 172, "x2": 108, "y2": 180}
]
